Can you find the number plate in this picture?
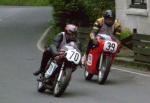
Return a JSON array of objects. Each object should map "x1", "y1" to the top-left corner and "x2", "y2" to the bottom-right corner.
[
  {"x1": 87, "y1": 54, "x2": 92, "y2": 66},
  {"x1": 45, "y1": 62, "x2": 58, "y2": 78},
  {"x1": 66, "y1": 49, "x2": 81, "y2": 64},
  {"x1": 103, "y1": 41, "x2": 118, "y2": 53}
]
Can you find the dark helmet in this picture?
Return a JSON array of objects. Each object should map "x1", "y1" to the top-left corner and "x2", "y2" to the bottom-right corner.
[{"x1": 103, "y1": 10, "x2": 115, "y2": 26}]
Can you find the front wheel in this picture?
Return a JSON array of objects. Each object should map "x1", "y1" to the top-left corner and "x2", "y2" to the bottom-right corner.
[
  {"x1": 84, "y1": 66, "x2": 93, "y2": 80},
  {"x1": 53, "y1": 68, "x2": 72, "y2": 97},
  {"x1": 37, "y1": 81, "x2": 45, "y2": 93},
  {"x1": 98, "y1": 55, "x2": 112, "y2": 84}
]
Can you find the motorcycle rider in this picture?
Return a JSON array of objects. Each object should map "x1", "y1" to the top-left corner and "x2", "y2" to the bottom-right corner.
[
  {"x1": 82, "y1": 10, "x2": 122, "y2": 64},
  {"x1": 33, "y1": 24, "x2": 80, "y2": 76}
]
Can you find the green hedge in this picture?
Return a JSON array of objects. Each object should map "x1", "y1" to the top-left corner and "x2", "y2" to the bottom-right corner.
[
  {"x1": 0, "y1": 0, "x2": 50, "y2": 6},
  {"x1": 118, "y1": 28, "x2": 133, "y2": 41},
  {"x1": 50, "y1": 0, "x2": 115, "y2": 29},
  {"x1": 47, "y1": 0, "x2": 115, "y2": 44}
]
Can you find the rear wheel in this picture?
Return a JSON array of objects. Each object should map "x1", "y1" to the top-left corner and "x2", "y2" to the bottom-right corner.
[
  {"x1": 53, "y1": 68, "x2": 72, "y2": 97},
  {"x1": 98, "y1": 55, "x2": 112, "y2": 84}
]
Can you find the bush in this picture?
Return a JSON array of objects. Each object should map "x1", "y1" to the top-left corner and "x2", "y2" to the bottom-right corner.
[
  {"x1": 47, "y1": 22, "x2": 62, "y2": 44},
  {"x1": 119, "y1": 28, "x2": 133, "y2": 40},
  {"x1": 48, "y1": 0, "x2": 115, "y2": 45},
  {"x1": 0, "y1": 0, "x2": 50, "y2": 6},
  {"x1": 50, "y1": 0, "x2": 115, "y2": 30}
]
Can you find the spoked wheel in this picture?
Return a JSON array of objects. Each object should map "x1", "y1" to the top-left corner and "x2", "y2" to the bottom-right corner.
[
  {"x1": 37, "y1": 81, "x2": 45, "y2": 93},
  {"x1": 84, "y1": 65, "x2": 93, "y2": 80},
  {"x1": 53, "y1": 68, "x2": 72, "y2": 97},
  {"x1": 98, "y1": 55, "x2": 112, "y2": 84},
  {"x1": 54, "y1": 81, "x2": 61, "y2": 96}
]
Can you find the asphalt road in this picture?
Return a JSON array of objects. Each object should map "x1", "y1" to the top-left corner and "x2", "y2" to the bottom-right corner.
[{"x1": 0, "y1": 6, "x2": 150, "y2": 103}]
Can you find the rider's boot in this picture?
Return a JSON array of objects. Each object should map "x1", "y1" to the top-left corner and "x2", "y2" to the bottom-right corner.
[
  {"x1": 81, "y1": 54, "x2": 87, "y2": 65},
  {"x1": 33, "y1": 68, "x2": 42, "y2": 76}
]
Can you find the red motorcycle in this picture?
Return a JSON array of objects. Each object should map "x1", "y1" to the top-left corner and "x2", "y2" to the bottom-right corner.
[{"x1": 84, "y1": 33, "x2": 120, "y2": 84}]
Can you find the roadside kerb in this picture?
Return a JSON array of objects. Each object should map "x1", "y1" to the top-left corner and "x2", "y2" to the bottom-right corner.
[{"x1": 114, "y1": 57, "x2": 150, "y2": 70}]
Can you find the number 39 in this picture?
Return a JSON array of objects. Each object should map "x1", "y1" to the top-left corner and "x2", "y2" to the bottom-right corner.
[{"x1": 106, "y1": 42, "x2": 116, "y2": 52}]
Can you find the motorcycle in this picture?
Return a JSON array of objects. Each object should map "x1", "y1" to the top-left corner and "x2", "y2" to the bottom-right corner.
[
  {"x1": 84, "y1": 33, "x2": 120, "y2": 84},
  {"x1": 37, "y1": 42, "x2": 81, "y2": 97}
]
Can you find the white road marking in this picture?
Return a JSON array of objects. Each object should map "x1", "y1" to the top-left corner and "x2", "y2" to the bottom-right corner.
[
  {"x1": 113, "y1": 67, "x2": 150, "y2": 78},
  {"x1": 36, "y1": 27, "x2": 51, "y2": 52}
]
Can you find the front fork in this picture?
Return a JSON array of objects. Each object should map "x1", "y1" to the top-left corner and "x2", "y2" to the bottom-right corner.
[
  {"x1": 98, "y1": 53, "x2": 104, "y2": 70},
  {"x1": 57, "y1": 62, "x2": 65, "y2": 82}
]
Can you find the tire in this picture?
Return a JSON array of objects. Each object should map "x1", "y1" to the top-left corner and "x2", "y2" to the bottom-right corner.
[
  {"x1": 37, "y1": 81, "x2": 45, "y2": 93},
  {"x1": 53, "y1": 68, "x2": 72, "y2": 97},
  {"x1": 98, "y1": 55, "x2": 112, "y2": 84},
  {"x1": 84, "y1": 66, "x2": 93, "y2": 80}
]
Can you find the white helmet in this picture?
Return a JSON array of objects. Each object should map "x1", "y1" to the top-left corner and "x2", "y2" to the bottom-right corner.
[{"x1": 65, "y1": 24, "x2": 78, "y2": 35}]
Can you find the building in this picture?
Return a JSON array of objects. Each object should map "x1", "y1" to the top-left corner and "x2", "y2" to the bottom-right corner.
[{"x1": 115, "y1": 0, "x2": 149, "y2": 35}]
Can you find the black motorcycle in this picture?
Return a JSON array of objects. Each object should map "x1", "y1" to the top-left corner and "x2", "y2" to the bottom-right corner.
[{"x1": 37, "y1": 42, "x2": 81, "y2": 97}]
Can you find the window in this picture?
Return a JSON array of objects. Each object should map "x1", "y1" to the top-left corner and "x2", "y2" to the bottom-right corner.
[{"x1": 130, "y1": 0, "x2": 147, "y2": 9}]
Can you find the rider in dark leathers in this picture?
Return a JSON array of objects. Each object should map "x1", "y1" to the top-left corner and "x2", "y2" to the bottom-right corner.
[{"x1": 33, "y1": 24, "x2": 81, "y2": 76}]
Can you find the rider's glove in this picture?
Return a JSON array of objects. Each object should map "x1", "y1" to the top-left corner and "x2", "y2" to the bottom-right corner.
[{"x1": 92, "y1": 39, "x2": 99, "y2": 47}]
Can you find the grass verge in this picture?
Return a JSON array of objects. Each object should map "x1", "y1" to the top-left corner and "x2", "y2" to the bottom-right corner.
[{"x1": 0, "y1": 0, "x2": 50, "y2": 6}]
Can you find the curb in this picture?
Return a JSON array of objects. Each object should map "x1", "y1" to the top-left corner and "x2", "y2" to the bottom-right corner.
[
  {"x1": 114, "y1": 57, "x2": 150, "y2": 70},
  {"x1": 36, "y1": 27, "x2": 51, "y2": 52}
]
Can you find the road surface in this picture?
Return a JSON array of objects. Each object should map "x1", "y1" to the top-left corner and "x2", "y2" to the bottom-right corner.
[{"x1": 0, "y1": 6, "x2": 150, "y2": 103}]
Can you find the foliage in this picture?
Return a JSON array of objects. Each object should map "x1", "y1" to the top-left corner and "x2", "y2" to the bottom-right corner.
[
  {"x1": 47, "y1": 0, "x2": 115, "y2": 46},
  {"x1": 47, "y1": 21, "x2": 62, "y2": 45},
  {"x1": 50, "y1": 0, "x2": 115, "y2": 30},
  {"x1": 119, "y1": 28, "x2": 133, "y2": 40},
  {"x1": 0, "y1": 0, "x2": 50, "y2": 6}
]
